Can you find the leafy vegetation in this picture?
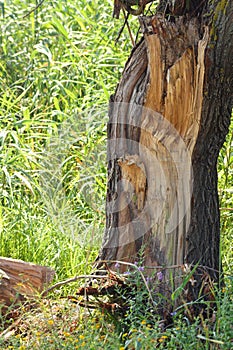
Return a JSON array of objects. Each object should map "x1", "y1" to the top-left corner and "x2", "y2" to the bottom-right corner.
[
  {"x1": 0, "y1": 0, "x2": 132, "y2": 278},
  {"x1": 0, "y1": 0, "x2": 232, "y2": 349}
]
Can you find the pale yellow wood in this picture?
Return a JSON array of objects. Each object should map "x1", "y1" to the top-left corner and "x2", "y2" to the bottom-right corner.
[{"x1": 138, "y1": 22, "x2": 209, "y2": 267}]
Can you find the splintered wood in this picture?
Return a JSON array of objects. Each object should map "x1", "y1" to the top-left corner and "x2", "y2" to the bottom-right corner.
[
  {"x1": 118, "y1": 154, "x2": 147, "y2": 211},
  {"x1": 139, "y1": 16, "x2": 209, "y2": 267},
  {"x1": 140, "y1": 16, "x2": 209, "y2": 150},
  {"x1": 102, "y1": 14, "x2": 210, "y2": 272},
  {"x1": 0, "y1": 257, "x2": 55, "y2": 315}
]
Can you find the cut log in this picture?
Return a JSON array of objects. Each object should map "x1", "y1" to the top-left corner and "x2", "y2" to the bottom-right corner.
[{"x1": 0, "y1": 257, "x2": 55, "y2": 315}]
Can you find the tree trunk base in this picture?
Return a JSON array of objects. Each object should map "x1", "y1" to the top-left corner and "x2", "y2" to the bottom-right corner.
[{"x1": 75, "y1": 262, "x2": 216, "y2": 324}]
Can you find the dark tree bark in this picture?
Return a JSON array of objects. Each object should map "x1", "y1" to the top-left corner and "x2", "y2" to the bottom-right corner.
[{"x1": 98, "y1": 0, "x2": 233, "y2": 304}]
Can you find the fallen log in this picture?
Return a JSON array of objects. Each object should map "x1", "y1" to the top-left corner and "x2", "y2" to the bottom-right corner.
[{"x1": 0, "y1": 257, "x2": 55, "y2": 315}]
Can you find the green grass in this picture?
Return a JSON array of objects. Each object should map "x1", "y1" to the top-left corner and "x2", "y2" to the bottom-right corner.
[
  {"x1": 0, "y1": 0, "x2": 232, "y2": 349},
  {"x1": 218, "y1": 125, "x2": 233, "y2": 274},
  {"x1": 0, "y1": 0, "x2": 134, "y2": 278}
]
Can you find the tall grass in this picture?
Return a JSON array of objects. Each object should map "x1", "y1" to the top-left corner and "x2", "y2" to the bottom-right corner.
[
  {"x1": 218, "y1": 123, "x2": 233, "y2": 274},
  {"x1": 0, "y1": 0, "x2": 136, "y2": 278}
]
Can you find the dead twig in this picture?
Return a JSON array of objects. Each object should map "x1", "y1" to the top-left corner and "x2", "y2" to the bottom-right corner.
[
  {"x1": 0, "y1": 317, "x2": 22, "y2": 340},
  {"x1": 115, "y1": 10, "x2": 133, "y2": 46},
  {"x1": 41, "y1": 274, "x2": 111, "y2": 297},
  {"x1": 23, "y1": 0, "x2": 45, "y2": 18},
  {"x1": 98, "y1": 260, "x2": 156, "y2": 306}
]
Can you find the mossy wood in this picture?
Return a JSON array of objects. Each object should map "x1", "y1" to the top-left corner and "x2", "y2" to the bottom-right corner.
[
  {"x1": 98, "y1": 0, "x2": 233, "y2": 288},
  {"x1": 0, "y1": 257, "x2": 55, "y2": 314}
]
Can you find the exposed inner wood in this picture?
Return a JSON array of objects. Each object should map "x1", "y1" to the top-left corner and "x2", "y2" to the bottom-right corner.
[
  {"x1": 100, "y1": 15, "x2": 210, "y2": 271},
  {"x1": 139, "y1": 17, "x2": 209, "y2": 267},
  {"x1": 118, "y1": 154, "x2": 147, "y2": 211}
]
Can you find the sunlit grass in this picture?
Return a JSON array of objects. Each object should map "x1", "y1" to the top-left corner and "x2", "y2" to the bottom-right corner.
[
  {"x1": 218, "y1": 122, "x2": 233, "y2": 274},
  {"x1": 0, "y1": 0, "x2": 135, "y2": 278}
]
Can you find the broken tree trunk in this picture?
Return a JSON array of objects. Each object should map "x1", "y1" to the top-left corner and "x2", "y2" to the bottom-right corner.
[
  {"x1": 0, "y1": 257, "x2": 55, "y2": 315},
  {"x1": 97, "y1": 0, "x2": 233, "y2": 304}
]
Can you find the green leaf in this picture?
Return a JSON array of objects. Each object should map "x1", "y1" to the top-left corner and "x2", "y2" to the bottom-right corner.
[{"x1": 14, "y1": 171, "x2": 35, "y2": 195}]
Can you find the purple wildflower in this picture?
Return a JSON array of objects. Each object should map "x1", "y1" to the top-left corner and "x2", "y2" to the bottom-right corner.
[
  {"x1": 114, "y1": 262, "x2": 120, "y2": 269},
  {"x1": 146, "y1": 276, "x2": 153, "y2": 283},
  {"x1": 170, "y1": 311, "x2": 177, "y2": 317},
  {"x1": 157, "y1": 271, "x2": 163, "y2": 281},
  {"x1": 138, "y1": 266, "x2": 144, "y2": 271}
]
